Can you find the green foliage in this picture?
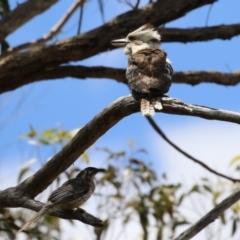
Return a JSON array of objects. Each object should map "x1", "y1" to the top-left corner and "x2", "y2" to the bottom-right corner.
[
  {"x1": 21, "y1": 125, "x2": 73, "y2": 146},
  {"x1": 0, "y1": 208, "x2": 61, "y2": 240},
  {"x1": 18, "y1": 167, "x2": 29, "y2": 183},
  {"x1": 229, "y1": 155, "x2": 240, "y2": 166},
  {"x1": 94, "y1": 147, "x2": 190, "y2": 240},
  {"x1": 2, "y1": 125, "x2": 240, "y2": 239},
  {"x1": 0, "y1": 209, "x2": 16, "y2": 240}
]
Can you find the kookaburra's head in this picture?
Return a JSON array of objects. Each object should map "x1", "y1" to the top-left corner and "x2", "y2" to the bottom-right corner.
[
  {"x1": 77, "y1": 167, "x2": 106, "y2": 181},
  {"x1": 111, "y1": 24, "x2": 161, "y2": 55},
  {"x1": 123, "y1": 40, "x2": 151, "y2": 56}
]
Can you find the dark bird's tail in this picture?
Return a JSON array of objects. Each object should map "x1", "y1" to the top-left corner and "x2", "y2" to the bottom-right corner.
[{"x1": 18, "y1": 202, "x2": 53, "y2": 232}]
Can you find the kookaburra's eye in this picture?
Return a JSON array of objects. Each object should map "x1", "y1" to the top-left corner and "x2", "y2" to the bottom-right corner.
[
  {"x1": 128, "y1": 36, "x2": 136, "y2": 41},
  {"x1": 150, "y1": 39, "x2": 158, "y2": 43}
]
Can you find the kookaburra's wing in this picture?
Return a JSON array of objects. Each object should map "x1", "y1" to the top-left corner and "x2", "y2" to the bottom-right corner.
[{"x1": 126, "y1": 48, "x2": 173, "y2": 100}]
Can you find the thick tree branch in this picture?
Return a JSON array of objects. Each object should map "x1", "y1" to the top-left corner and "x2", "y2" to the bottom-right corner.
[
  {"x1": 0, "y1": 0, "x2": 58, "y2": 42},
  {"x1": 146, "y1": 116, "x2": 240, "y2": 182},
  {"x1": 0, "y1": 188, "x2": 103, "y2": 228},
  {"x1": 28, "y1": 66, "x2": 240, "y2": 87},
  {"x1": 173, "y1": 70, "x2": 240, "y2": 86},
  {"x1": 1, "y1": 65, "x2": 240, "y2": 93},
  {"x1": 9, "y1": 95, "x2": 240, "y2": 198},
  {"x1": 7, "y1": 0, "x2": 86, "y2": 53},
  {"x1": 40, "y1": 67, "x2": 239, "y2": 86},
  {"x1": 1, "y1": 95, "x2": 240, "y2": 228},
  {"x1": 174, "y1": 189, "x2": 240, "y2": 240},
  {"x1": 160, "y1": 23, "x2": 240, "y2": 42},
  {"x1": 0, "y1": 0, "x2": 215, "y2": 93}
]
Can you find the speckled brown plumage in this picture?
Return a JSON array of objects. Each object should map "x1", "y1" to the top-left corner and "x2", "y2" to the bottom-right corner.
[
  {"x1": 127, "y1": 48, "x2": 172, "y2": 101},
  {"x1": 111, "y1": 24, "x2": 174, "y2": 116}
]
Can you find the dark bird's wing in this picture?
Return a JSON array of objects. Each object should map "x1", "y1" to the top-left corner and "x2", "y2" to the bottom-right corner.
[
  {"x1": 19, "y1": 179, "x2": 91, "y2": 232},
  {"x1": 127, "y1": 48, "x2": 173, "y2": 100},
  {"x1": 48, "y1": 178, "x2": 90, "y2": 206}
]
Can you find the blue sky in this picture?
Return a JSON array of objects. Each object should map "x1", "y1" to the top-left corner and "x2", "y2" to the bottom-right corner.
[
  {"x1": 1, "y1": 0, "x2": 240, "y2": 181},
  {"x1": 1, "y1": 0, "x2": 240, "y2": 239}
]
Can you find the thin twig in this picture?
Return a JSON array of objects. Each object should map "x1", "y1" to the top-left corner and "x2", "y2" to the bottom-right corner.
[
  {"x1": 77, "y1": 1, "x2": 84, "y2": 34},
  {"x1": 97, "y1": 0, "x2": 105, "y2": 22},
  {"x1": 7, "y1": 0, "x2": 86, "y2": 53},
  {"x1": 135, "y1": 0, "x2": 141, "y2": 9},
  {"x1": 205, "y1": 2, "x2": 214, "y2": 26},
  {"x1": 173, "y1": 188, "x2": 240, "y2": 240},
  {"x1": 146, "y1": 116, "x2": 240, "y2": 183}
]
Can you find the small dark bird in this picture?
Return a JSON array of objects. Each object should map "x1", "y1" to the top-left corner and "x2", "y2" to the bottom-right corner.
[
  {"x1": 18, "y1": 167, "x2": 106, "y2": 232},
  {"x1": 111, "y1": 24, "x2": 173, "y2": 116}
]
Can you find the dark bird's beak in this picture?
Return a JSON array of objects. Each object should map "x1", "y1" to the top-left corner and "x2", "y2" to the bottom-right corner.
[
  {"x1": 111, "y1": 38, "x2": 129, "y2": 47},
  {"x1": 93, "y1": 168, "x2": 106, "y2": 175}
]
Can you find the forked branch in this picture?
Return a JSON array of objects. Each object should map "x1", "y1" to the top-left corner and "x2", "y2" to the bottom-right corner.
[
  {"x1": 11, "y1": 95, "x2": 240, "y2": 198},
  {"x1": 1, "y1": 95, "x2": 240, "y2": 229},
  {"x1": 0, "y1": 0, "x2": 58, "y2": 42},
  {"x1": 7, "y1": 0, "x2": 87, "y2": 53}
]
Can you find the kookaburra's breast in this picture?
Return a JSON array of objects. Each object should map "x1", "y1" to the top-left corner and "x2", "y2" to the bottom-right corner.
[
  {"x1": 126, "y1": 48, "x2": 172, "y2": 100},
  {"x1": 129, "y1": 48, "x2": 167, "y2": 76}
]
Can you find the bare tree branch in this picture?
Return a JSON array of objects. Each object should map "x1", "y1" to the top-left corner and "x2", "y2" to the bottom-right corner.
[
  {"x1": 9, "y1": 95, "x2": 240, "y2": 198},
  {"x1": 0, "y1": 64, "x2": 239, "y2": 94},
  {"x1": 0, "y1": 0, "x2": 216, "y2": 93},
  {"x1": 160, "y1": 23, "x2": 240, "y2": 42},
  {"x1": 7, "y1": 0, "x2": 86, "y2": 53},
  {"x1": 146, "y1": 116, "x2": 240, "y2": 183},
  {"x1": 1, "y1": 0, "x2": 239, "y2": 236},
  {"x1": 173, "y1": 70, "x2": 240, "y2": 86},
  {"x1": 0, "y1": 0, "x2": 58, "y2": 42},
  {"x1": 174, "y1": 189, "x2": 240, "y2": 240},
  {"x1": 0, "y1": 188, "x2": 103, "y2": 228},
  {"x1": 27, "y1": 66, "x2": 240, "y2": 86},
  {"x1": 1, "y1": 95, "x2": 240, "y2": 229}
]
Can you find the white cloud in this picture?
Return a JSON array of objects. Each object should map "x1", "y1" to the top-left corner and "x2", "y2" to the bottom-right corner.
[
  {"x1": 4, "y1": 119, "x2": 240, "y2": 240},
  {"x1": 150, "y1": 119, "x2": 240, "y2": 240}
]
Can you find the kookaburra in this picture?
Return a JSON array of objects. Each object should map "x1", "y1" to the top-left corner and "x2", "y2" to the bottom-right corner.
[
  {"x1": 18, "y1": 167, "x2": 105, "y2": 232},
  {"x1": 111, "y1": 24, "x2": 173, "y2": 116}
]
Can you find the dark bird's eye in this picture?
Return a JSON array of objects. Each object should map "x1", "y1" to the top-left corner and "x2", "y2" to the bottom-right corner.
[{"x1": 128, "y1": 36, "x2": 136, "y2": 41}]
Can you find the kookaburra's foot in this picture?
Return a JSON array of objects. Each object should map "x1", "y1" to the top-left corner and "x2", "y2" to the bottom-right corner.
[
  {"x1": 140, "y1": 98, "x2": 155, "y2": 116},
  {"x1": 153, "y1": 98, "x2": 163, "y2": 111}
]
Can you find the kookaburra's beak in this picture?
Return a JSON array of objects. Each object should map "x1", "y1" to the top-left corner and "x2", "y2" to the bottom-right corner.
[{"x1": 111, "y1": 38, "x2": 129, "y2": 47}]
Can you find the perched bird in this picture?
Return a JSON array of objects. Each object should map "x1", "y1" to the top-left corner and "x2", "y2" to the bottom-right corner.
[
  {"x1": 111, "y1": 24, "x2": 173, "y2": 116},
  {"x1": 18, "y1": 167, "x2": 106, "y2": 232}
]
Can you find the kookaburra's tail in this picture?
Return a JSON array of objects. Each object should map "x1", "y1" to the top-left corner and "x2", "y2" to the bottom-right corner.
[
  {"x1": 140, "y1": 98, "x2": 163, "y2": 116},
  {"x1": 140, "y1": 99, "x2": 154, "y2": 116},
  {"x1": 18, "y1": 202, "x2": 53, "y2": 232}
]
